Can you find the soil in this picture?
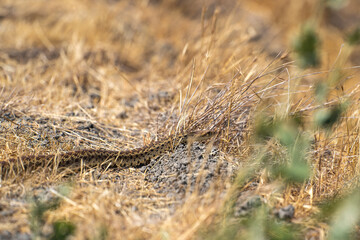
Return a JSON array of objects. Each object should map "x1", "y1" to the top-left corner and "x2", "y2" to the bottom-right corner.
[
  {"x1": 0, "y1": 113, "x2": 239, "y2": 239},
  {"x1": 141, "y1": 142, "x2": 230, "y2": 199}
]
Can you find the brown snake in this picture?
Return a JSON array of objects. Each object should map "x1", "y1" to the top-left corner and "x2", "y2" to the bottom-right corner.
[{"x1": 0, "y1": 131, "x2": 214, "y2": 177}]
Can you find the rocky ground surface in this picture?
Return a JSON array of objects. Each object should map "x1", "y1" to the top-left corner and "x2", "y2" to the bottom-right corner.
[
  {"x1": 0, "y1": 114, "x2": 241, "y2": 239},
  {"x1": 142, "y1": 142, "x2": 229, "y2": 198}
]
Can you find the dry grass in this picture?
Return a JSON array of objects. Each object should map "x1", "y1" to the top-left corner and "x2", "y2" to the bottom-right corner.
[{"x1": 0, "y1": 0, "x2": 360, "y2": 239}]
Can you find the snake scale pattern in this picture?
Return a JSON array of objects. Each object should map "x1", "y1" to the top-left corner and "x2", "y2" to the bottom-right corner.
[{"x1": 0, "y1": 131, "x2": 213, "y2": 177}]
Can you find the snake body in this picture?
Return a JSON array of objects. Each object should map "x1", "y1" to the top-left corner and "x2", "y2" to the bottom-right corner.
[{"x1": 0, "y1": 131, "x2": 213, "y2": 177}]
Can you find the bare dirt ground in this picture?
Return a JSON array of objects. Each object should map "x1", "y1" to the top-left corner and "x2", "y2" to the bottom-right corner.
[{"x1": 0, "y1": 0, "x2": 360, "y2": 239}]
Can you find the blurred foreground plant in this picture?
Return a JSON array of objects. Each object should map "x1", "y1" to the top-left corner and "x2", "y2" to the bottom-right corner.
[{"x1": 29, "y1": 185, "x2": 76, "y2": 240}]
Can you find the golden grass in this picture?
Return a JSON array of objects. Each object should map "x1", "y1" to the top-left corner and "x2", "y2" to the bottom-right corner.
[{"x1": 0, "y1": 0, "x2": 360, "y2": 239}]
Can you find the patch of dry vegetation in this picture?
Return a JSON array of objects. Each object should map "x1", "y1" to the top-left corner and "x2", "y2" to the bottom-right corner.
[{"x1": 0, "y1": 0, "x2": 360, "y2": 239}]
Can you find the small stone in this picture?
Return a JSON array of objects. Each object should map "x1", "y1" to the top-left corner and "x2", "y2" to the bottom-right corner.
[
  {"x1": 234, "y1": 195, "x2": 262, "y2": 217},
  {"x1": 117, "y1": 111, "x2": 128, "y2": 119},
  {"x1": 274, "y1": 204, "x2": 295, "y2": 220}
]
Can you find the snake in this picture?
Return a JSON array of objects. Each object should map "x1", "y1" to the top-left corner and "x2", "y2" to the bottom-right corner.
[{"x1": 0, "y1": 131, "x2": 214, "y2": 177}]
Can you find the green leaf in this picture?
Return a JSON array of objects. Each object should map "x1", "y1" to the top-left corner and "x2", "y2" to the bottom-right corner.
[
  {"x1": 315, "y1": 81, "x2": 329, "y2": 103},
  {"x1": 50, "y1": 221, "x2": 76, "y2": 240},
  {"x1": 254, "y1": 115, "x2": 275, "y2": 141},
  {"x1": 325, "y1": 0, "x2": 348, "y2": 9},
  {"x1": 314, "y1": 103, "x2": 348, "y2": 129},
  {"x1": 284, "y1": 158, "x2": 310, "y2": 183},
  {"x1": 346, "y1": 27, "x2": 360, "y2": 46},
  {"x1": 293, "y1": 23, "x2": 320, "y2": 69},
  {"x1": 328, "y1": 190, "x2": 360, "y2": 240},
  {"x1": 274, "y1": 124, "x2": 298, "y2": 147}
]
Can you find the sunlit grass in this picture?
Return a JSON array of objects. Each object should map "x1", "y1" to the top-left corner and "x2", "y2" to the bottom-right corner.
[{"x1": 0, "y1": 0, "x2": 359, "y2": 239}]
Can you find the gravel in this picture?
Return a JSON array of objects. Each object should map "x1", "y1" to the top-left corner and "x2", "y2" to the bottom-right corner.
[{"x1": 141, "y1": 141, "x2": 234, "y2": 199}]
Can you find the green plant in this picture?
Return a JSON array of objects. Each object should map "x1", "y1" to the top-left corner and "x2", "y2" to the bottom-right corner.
[{"x1": 29, "y1": 186, "x2": 76, "y2": 240}]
